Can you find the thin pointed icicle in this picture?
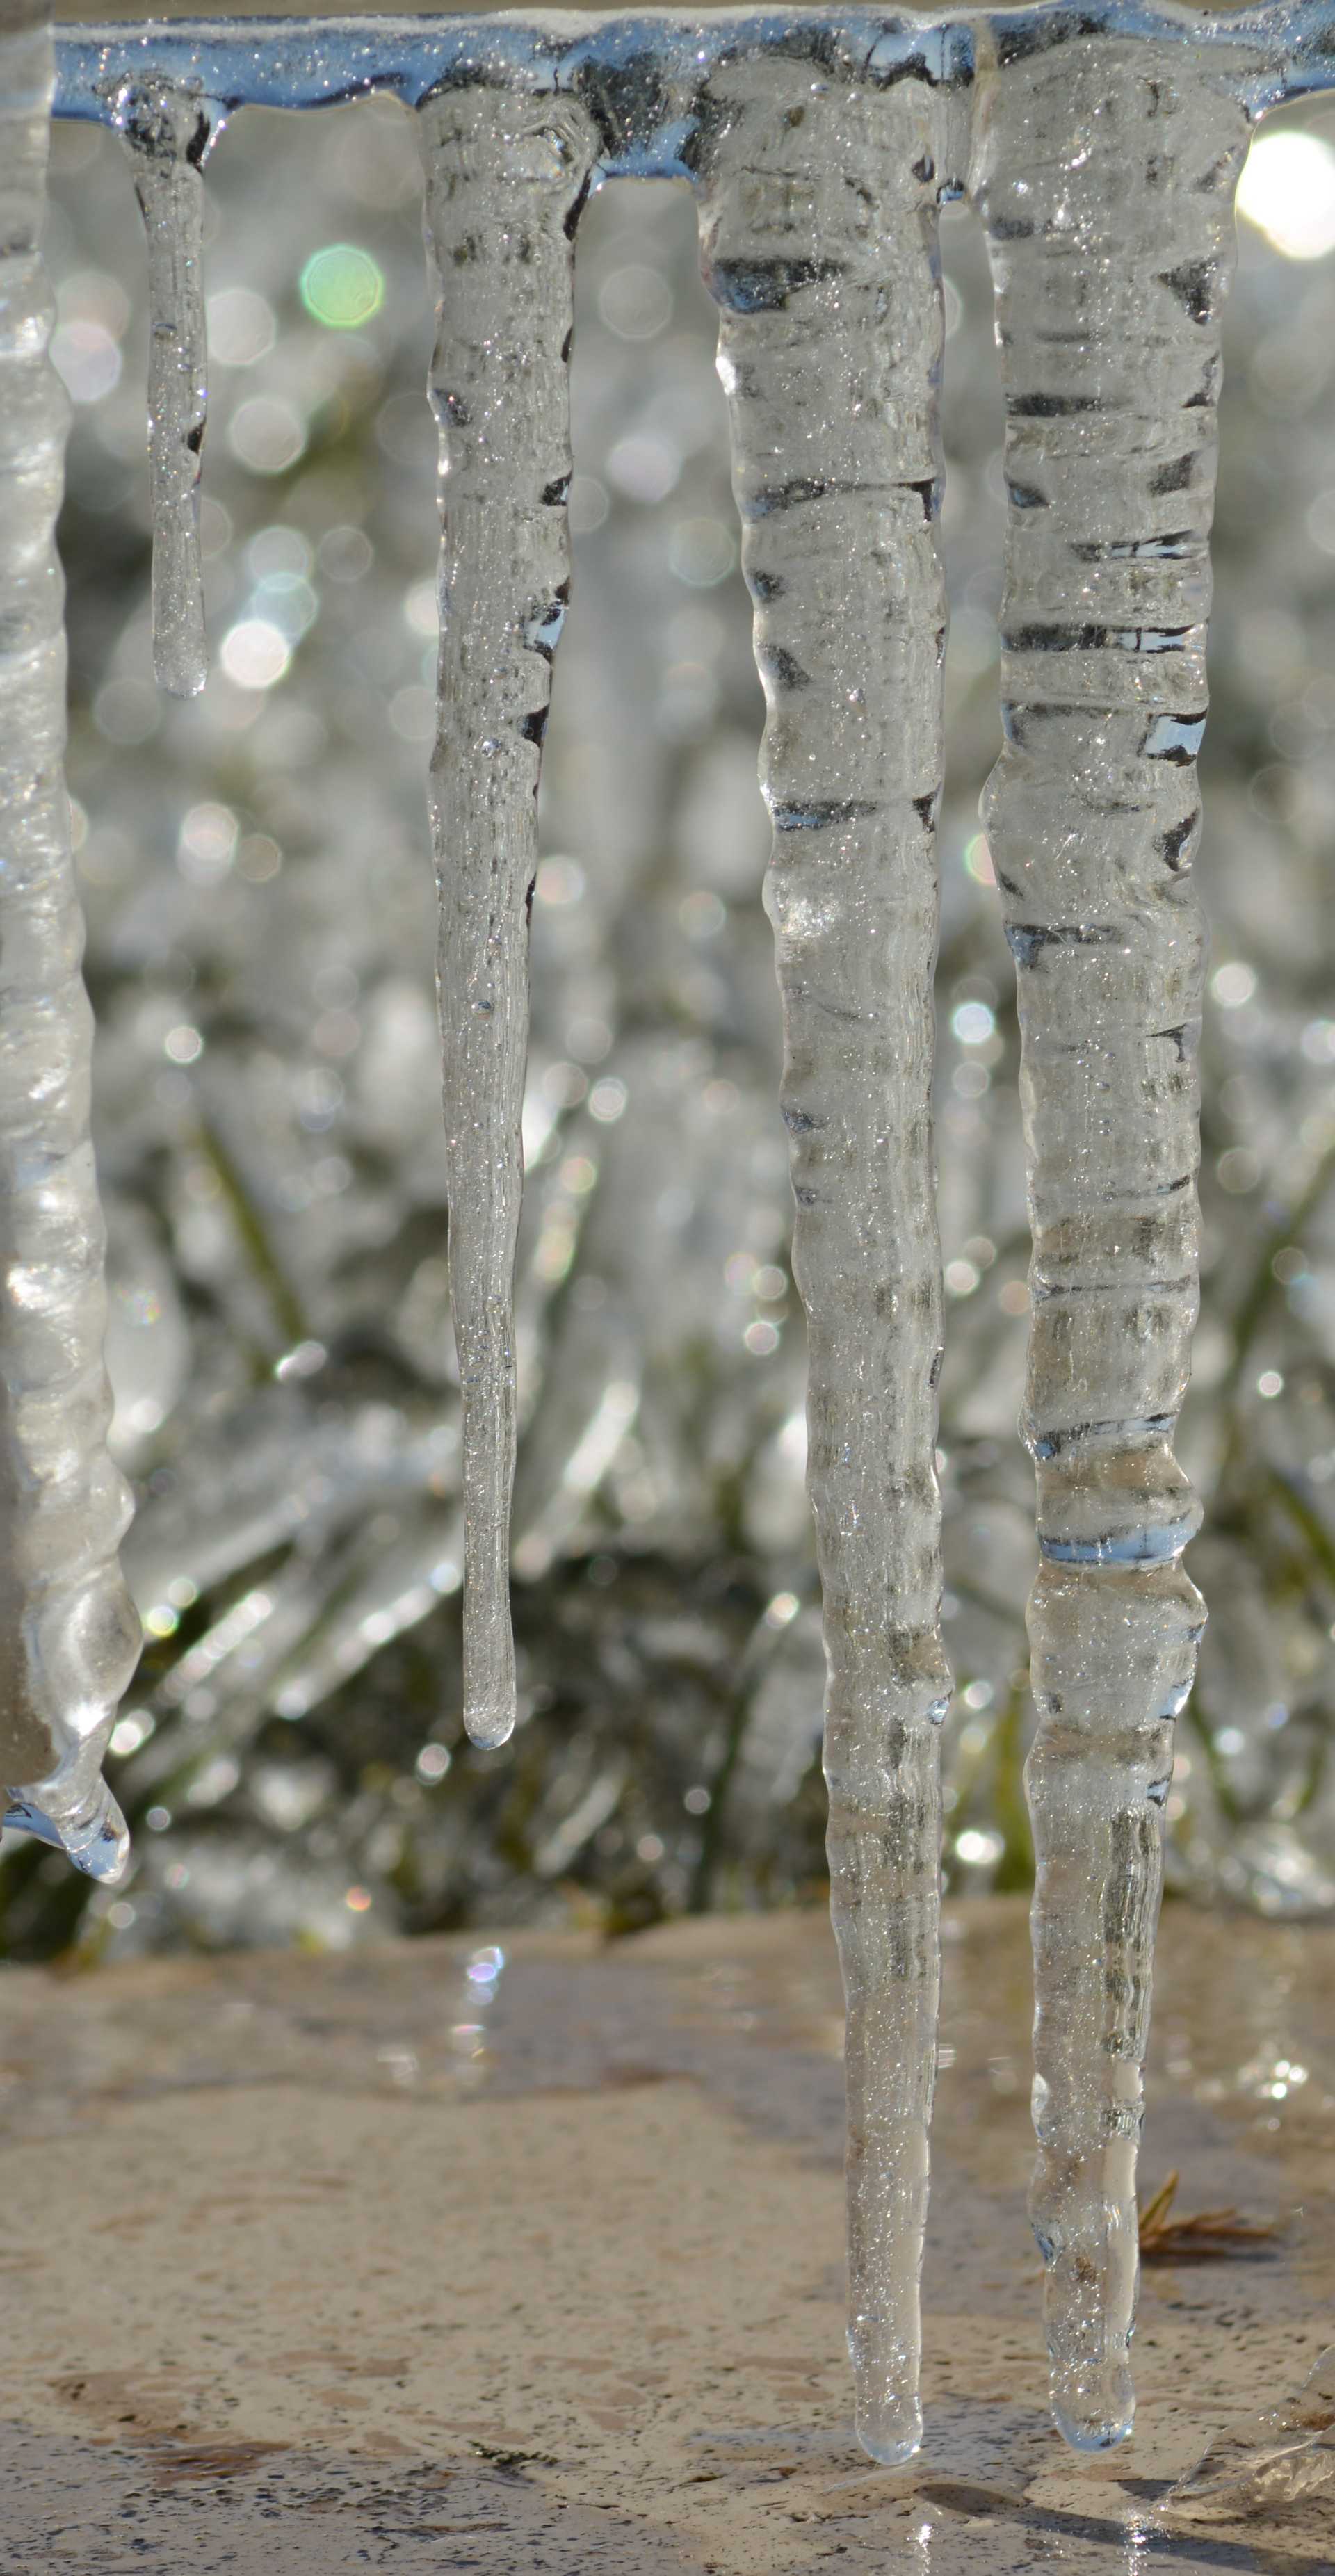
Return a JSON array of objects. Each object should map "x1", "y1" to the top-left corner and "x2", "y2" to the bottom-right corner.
[
  {"x1": 113, "y1": 76, "x2": 216, "y2": 698},
  {"x1": 0, "y1": 0, "x2": 140, "y2": 1879},
  {"x1": 697, "y1": 61, "x2": 950, "y2": 2465},
  {"x1": 418, "y1": 86, "x2": 592, "y2": 1749},
  {"x1": 971, "y1": 35, "x2": 1256, "y2": 2452}
]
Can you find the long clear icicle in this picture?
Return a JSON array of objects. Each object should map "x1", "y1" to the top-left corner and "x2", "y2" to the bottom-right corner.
[
  {"x1": 113, "y1": 75, "x2": 215, "y2": 699},
  {"x1": 418, "y1": 86, "x2": 592, "y2": 1749},
  {"x1": 698, "y1": 59, "x2": 950, "y2": 2465},
  {"x1": 971, "y1": 33, "x2": 1253, "y2": 2450},
  {"x1": 0, "y1": 0, "x2": 140, "y2": 1877}
]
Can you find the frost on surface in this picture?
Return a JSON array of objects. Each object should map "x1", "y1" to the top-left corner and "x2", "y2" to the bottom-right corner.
[
  {"x1": 697, "y1": 54, "x2": 950, "y2": 2466},
  {"x1": 1167, "y1": 2344, "x2": 1335, "y2": 2518},
  {"x1": 0, "y1": 0, "x2": 139, "y2": 1880},
  {"x1": 971, "y1": 31, "x2": 1252, "y2": 2452},
  {"x1": 418, "y1": 83, "x2": 593, "y2": 1749},
  {"x1": 112, "y1": 74, "x2": 215, "y2": 699}
]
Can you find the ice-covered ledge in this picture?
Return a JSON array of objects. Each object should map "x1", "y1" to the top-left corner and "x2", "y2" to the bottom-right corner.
[
  {"x1": 47, "y1": 0, "x2": 1335, "y2": 149},
  {"x1": 0, "y1": 1899, "x2": 1329, "y2": 2568}
]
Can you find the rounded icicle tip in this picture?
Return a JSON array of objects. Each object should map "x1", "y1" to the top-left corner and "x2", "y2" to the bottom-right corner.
[
  {"x1": 463, "y1": 1697, "x2": 517, "y2": 1753},
  {"x1": 857, "y1": 2412, "x2": 924, "y2": 2470},
  {"x1": 1053, "y1": 2390, "x2": 1135, "y2": 2454},
  {"x1": 850, "y1": 2320, "x2": 924, "y2": 2466},
  {"x1": 461, "y1": 1601, "x2": 517, "y2": 1749},
  {"x1": 166, "y1": 656, "x2": 207, "y2": 704}
]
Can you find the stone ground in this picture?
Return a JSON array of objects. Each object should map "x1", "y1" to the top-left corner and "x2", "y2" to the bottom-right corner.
[{"x1": 0, "y1": 1896, "x2": 1331, "y2": 2572}]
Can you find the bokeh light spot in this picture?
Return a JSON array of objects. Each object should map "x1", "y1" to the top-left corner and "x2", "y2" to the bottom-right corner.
[
  {"x1": 208, "y1": 285, "x2": 277, "y2": 366},
  {"x1": 1211, "y1": 961, "x2": 1256, "y2": 1010},
  {"x1": 1238, "y1": 132, "x2": 1335, "y2": 261},
  {"x1": 597, "y1": 262, "x2": 673, "y2": 340},
  {"x1": 220, "y1": 617, "x2": 291, "y2": 690},
  {"x1": 300, "y1": 243, "x2": 386, "y2": 330},
  {"x1": 51, "y1": 317, "x2": 121, "y2": 405},
  {"x1": 228, "y1": 394, "x2": 306, "y2": 476}
]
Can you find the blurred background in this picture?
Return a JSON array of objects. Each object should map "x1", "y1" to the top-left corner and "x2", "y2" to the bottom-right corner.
[{"x1": 8, "y1": 74, "x2": 1335, "y2": 1961}]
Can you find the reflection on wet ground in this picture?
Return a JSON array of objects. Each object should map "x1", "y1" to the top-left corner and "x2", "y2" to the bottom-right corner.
[{"x1": 0, "y1": 1897, "x2": 1330, "y2": 2569}]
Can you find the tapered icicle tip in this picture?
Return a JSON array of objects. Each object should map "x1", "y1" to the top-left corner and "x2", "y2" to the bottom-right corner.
[
  {"x1": 156, "y1": 607, "x2": 207, "y2": 702},
  {"x1": 850, "y1": 2321, "x2": 923, "y2": 2467},
  {"x1": 4, "y1": 1779, "x2": 130, "y2": 1884}
]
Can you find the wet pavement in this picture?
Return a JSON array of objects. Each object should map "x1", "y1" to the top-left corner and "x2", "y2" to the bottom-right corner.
[{"x1": 0, "y1": 1896, "x2": 1331, "y2": 2570}]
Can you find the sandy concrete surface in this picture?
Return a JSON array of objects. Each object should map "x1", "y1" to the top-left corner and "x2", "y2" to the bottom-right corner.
[{"x1": 0, "y1": 1896, "x2": 1331, "y2": 2570}]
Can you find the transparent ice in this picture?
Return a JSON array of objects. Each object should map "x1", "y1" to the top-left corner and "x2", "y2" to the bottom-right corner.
[
  {"x1": 1167, "y1": 2343, "x2": 1335, "y2": 2518},
  {"x1": 25, "y1": 0, "x2": 1335, "y2": 2465},
  {"x1": 0, "y1": 0, "x2": 140, "y2": 1881},
  {"x1": 697, "y1": 56, "x2": 950, "y2": 2465},
  {"x1": 110, "y1": 72, "x2": 217, "y2": 698},
  {"x1": 418, "y1": 84, "x2": 594, "y2": 1751},
  {"x1": 971, "y1": 31, "x2": 1252, "y2": 2452}
]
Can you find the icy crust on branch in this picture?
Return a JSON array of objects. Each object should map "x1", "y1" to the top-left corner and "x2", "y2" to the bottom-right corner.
[
  {"x1": 697, "y1": 60, "x2": 950, "y2": 2467},
  {"x1": 0, "y1": 3, "x2": 140, "y2": 1881},
  {"x1": 418, "y1": 86, "x2": 592, "y2": 1749},
  {"x1": 971, "y1": 32, "x2": 1254, "y2": 2452},
  {"x1": 111, "y1": 74, "x2": 216, "y2": 698}
]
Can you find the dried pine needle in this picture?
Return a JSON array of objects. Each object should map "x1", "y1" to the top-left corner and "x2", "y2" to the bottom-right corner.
[{"x1": 1138, "y1": 2170, "x2": 1283, "y2": 2262}]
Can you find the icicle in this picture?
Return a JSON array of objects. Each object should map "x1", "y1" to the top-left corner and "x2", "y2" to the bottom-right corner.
[
  {"x1": 418, "y1": 86, "x2": 592, "y2": 1749},
  {"x1": 112, "y1": 75, "x2": 218, "y2": 698},
  {"x1": 697, "y1": 60, "x2": 950, "y2": 2465},
  {"x1": 971, "y1": 37, "x2": 1253, "y2": 2451},
  {"x1": 0, "y1": 0, "x2": 140, "y2": 1879}
]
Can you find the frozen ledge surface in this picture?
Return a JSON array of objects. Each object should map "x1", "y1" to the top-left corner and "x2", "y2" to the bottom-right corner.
[{"x1": 49, "y1": 3, "x2": 1335, "y2": 148}]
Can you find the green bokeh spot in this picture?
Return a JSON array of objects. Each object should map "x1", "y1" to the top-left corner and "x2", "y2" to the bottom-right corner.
[{"x1": 299, "y1": 244, "x2": 385, "y2": 331}]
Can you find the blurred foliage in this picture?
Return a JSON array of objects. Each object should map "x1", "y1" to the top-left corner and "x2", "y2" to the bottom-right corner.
[{"x1": 5, "y1": 88, "x2": 1335, "y2": 1961}]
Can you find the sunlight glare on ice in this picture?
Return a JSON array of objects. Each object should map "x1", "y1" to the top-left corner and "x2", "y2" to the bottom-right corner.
[{"x1": 1236, "y1": 131, "x2": 1335, "y2": 260}]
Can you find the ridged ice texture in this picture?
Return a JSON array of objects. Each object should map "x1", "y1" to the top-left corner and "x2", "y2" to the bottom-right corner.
[
  {"x1": 0, "y1": 0, "x2": 140, "y2": 1880},
  {"x1": 971, "y1": 33, "x2": 1253, "y2": 2452},
  {"x1": 113, "y1": 74, "x2": 213, "y2": 698},
  {"x1": 697, "y1": 59, "x2": 950, "y2": 2466},
  {"x1": 418, "y1": 84, "x2": 592, "y2": 1749}
]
